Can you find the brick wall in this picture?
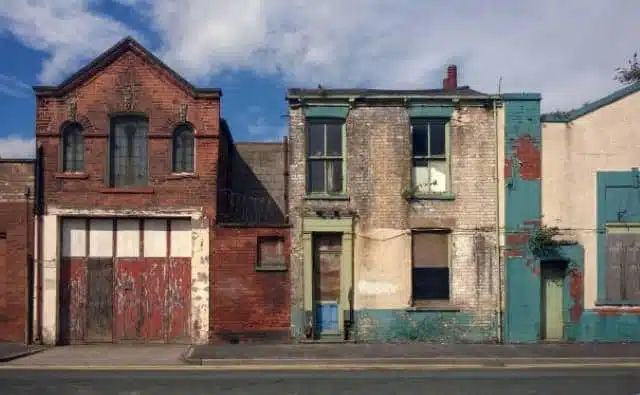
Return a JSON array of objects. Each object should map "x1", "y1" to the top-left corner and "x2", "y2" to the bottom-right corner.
[
  {"x1": 287, "y1": 99, "x2": 500, "y2": 339},
  {"x1": 35, "y1": 44, "x2": 221, "y2": 215},
  {"x1": 0, "y1": 160, "x2": 35, "y2": 342},
  {"x1": 211, "y1": 227, "x2": 290, "y2": 343}
]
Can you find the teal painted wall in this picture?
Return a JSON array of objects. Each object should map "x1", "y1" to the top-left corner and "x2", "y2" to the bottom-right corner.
[
  {"x1": 502, "y1": 94, "x2": 543, "y2": 343},
  {"x1": 353, "y1": 310, "x2": 498, "y2": 343}
]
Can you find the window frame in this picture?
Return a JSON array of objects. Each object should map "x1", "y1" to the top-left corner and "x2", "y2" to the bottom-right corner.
[
  {"x1": 411, "y1": 229, "x2": 452, "y2": 306},
  {"x1": 410, "y1": 117, "x2": 451, "y2": 196},
  {"x1": 256, "y1": 236, "x2": 287, "y2": 271},
  {"x1": 602, "y1": 224, "x2": 640, "y2": 304},
  {"x1": 61, "y1": 122, "x2": 85, "y2": 173},
  {"x1": 171, "y1": 124, "x2": 196, "y2": 174},
  {"x1": 107, "y1": 114, "x2": 149, "y2": 188},
  {"x1": 305, "y1": 118, "x2": 346, "y2": 196}
]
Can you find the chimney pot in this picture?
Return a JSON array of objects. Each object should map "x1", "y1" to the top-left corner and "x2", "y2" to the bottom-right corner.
[{"x1": 443, "y1": 64, "x2": 458, "y2": 90}]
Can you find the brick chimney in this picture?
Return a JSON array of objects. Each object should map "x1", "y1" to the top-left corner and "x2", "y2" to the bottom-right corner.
[{"x1": 442, "y1": 65, "x2": 458, "y2": 90}]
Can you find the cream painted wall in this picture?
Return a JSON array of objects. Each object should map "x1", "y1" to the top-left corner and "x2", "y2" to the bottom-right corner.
[{"x1": 542, "y1": 90, "x2": 640, "y2": 309}]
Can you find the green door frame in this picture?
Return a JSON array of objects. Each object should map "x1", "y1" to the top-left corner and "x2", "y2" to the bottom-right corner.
[{"x1": 302, "y1": 217, "x2": 353, "y2": 339}]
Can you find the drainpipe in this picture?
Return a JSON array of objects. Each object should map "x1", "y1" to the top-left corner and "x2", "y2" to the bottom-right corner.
[
  {"x1": 34, "y1": 143, "x2": 43, "y2": 344},
  {"x1": 283, "y1": 136, "x2": 289, "y2": 224},
  {"x1": 493, "y1": 94, "x2": 504, "y2": 344}
]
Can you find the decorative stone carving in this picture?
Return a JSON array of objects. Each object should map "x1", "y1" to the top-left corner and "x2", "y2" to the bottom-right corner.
[
  {"x1": 179, "y1": 104, "x2": 188, "y2": 123},
  {"x1": 67, "y1": 96, "x2": 77, "y2": 120}
]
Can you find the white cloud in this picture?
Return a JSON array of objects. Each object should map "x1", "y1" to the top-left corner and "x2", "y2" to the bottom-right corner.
[
  {"x1": 246, "y1": 116, "x2": 287, "y2": 142},
  {"x1": 1, "y1": 0, "x2": 639, "y2": 111},
  {"x1": 0, "y1": 135, "x2": 35, "y2": 158},
  {"x1": 0, "y1": 0, "x2": 139, "y2": 85}
]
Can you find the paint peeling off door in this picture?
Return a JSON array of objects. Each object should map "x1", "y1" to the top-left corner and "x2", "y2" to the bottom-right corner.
[
  {"x1": 86, "y1": 258, "x2": 114, "y2": 342},
  {"x1": 313, "y1": 234, "x2": 342, "y2": 335}
]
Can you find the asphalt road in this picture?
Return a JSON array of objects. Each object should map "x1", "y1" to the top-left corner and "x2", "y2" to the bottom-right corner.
[{"x1": 1, "y1": 368, "x2": 640, "y2": 395}]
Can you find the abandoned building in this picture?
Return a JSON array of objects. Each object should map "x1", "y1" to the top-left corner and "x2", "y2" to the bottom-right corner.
[
  {"x1": 503, "y1": 81, "x2": 640, "y2": 343},
  {"x1": 30, "y1": 37, "x2": 290, "y2": 345},
  {"x1": 286, "y1": 66, "x2": 507, "y2": 342}
]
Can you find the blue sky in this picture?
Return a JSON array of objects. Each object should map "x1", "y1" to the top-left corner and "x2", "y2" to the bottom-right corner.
[{"x1": 0, "y1": 0, "x2": 639, "y2": 158}]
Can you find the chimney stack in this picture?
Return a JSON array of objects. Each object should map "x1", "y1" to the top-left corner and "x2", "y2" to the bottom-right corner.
[{"x1": 442, "y1": 64, "x2": 458, "y2": 90}]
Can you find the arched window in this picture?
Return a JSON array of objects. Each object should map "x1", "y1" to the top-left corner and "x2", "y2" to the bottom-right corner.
[
  {"x1": 110, "y1": 115, "x2": 148, "y2": 187},
  {"x1": 62, "y1": 123, "x2": 84, "y2": 172},
  {"x1": 172, "y1": 125, "x2": 194, "y2": 173}
]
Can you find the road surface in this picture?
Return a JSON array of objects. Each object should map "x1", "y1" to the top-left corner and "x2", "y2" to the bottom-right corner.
[{"x1": 1, "y1": 367, "x2": 639, "y2": 394}]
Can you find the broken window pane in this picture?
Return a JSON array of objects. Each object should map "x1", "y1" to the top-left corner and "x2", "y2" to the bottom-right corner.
[
  {"x1": 63, "y1": 123, "x2": 84, "y2": 172},
  {"x1": 429, "y1": 160, "x2": 448, "y2": 193},
  {"x1": 325, "y1": 123, "x2": 342, "y2": 156},
  {"x1": 429, "y1": 120, "x2": 446, "y2": 156},
  {"x1": 326, "y1": 159, "x2": 343, "y2": 194},
  {"x1": 110, "y1": 117, "x2": 148, "y2": 187},
  {"x1": 307, "y1": 123, "x2": 325, "y2": 157},
  {"x1": 308, "y1": 160, "x2": 325, "y2": 193},
  {"x1": 412, "y1": 124, "x2": 428, "y2": 156}
]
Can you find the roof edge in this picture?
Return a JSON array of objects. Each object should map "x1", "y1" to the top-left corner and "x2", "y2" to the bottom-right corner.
[
  {"x1": 31, "y1": 36, "x2": 221, "y2": 98},
  {"x1": 501, "y1": 93, "x2": 542, "y2": 101},
  {"x1": 541, "y1": 82, "x2": 640, "y2": 123}
]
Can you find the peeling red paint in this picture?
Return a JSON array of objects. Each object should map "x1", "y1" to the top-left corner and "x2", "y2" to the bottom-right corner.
[
  {"x1": 512, "y1": 135, "x2": 541, "y2": 180},
  {"x1": 115, "y1": 258, "x2": 190, "y2": 342},
  {"x1": 568, "y1": 270, "x2": 584, "y2": 322},
  {"x1": 595, "y1": 307, "x2": 640, "y2": 316},
  {"x1": 506, "y1": 232, "x2": 529, "y2": 247},
  {"x1": 506, "y1": 249, "x2": 525, "y2": 258},
  {"x1": 504, "y1": 157, "x2": 513, "y2": 179},
  {"x1": 60, "y1": 257, "x2": 87, "y2": 343}
]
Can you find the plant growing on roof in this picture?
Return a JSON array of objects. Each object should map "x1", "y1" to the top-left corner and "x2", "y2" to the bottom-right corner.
[{"x1": 528, "y1": 224, "x2": 562, "y2": 258}]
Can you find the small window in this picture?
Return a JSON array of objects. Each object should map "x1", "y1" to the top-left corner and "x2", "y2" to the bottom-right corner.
[
  {"x1": 62, "y1": 123, "x2": 84, "y2": 172},
  {"x1": 257, "y1": 236, "x2": 286, "y2": 270},
  {"x1": 109, "y1": 116, "x2": 148, "y2": 187},
  {"x1": 172, "y1": 125, "x2": 195, "y2": 173},
  {"x1": 411, "y1": 118, "x2": 449, "y2": 194},
  {"x1": 306, "y1": 119, "x2": 344, "y2": 195},
  {"x1": 412, "y1": 230, "x2": 450, "y2": 302}
]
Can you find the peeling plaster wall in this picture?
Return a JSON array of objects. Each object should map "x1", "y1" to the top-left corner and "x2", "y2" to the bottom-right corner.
[
  {"x1": 38, "y1": 207, "x2": 210, "y2": 345},
  {"x1": 542, "y1": 91, "x2": 640, "y2": 309},
  {"x1": 288, "y1": 101, "x2": 501, "y2": 342}
]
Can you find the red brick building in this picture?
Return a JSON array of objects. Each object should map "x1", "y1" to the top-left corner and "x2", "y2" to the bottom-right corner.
[
  {"x1": 30, "y1": 37, "x2": 290, "y2": 345},
  {"x1": 0, "y1": 159, "x2": 35, "y2": 343}
]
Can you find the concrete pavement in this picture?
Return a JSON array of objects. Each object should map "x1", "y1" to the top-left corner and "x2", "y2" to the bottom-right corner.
[
  {"x1": 1, "y1": 368, "x2": 640, "y2": 394},
  {"x1": 0, "y1": 342, "x2": 47, "y2": 362}
]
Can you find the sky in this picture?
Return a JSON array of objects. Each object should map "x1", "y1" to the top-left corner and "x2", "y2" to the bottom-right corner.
[{"x1": 0, "y1": 0, "x2": 639, "y2": 159}]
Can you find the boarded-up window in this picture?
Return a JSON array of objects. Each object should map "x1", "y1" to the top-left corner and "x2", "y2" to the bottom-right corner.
[
  {"x1": 606, "y1": 231, "x2": 640, "y2": 301},
  {"x1": 257, "y1": 236, "x2": 286, "y2": 270},
  {"x1": 412, "y1": 230, "x2": 450, "y2": 301}
]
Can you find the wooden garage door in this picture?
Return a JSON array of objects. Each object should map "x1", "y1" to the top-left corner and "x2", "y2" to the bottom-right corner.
[{"x1": 60, "y1": 218, "x2": 192, "y2": 343}]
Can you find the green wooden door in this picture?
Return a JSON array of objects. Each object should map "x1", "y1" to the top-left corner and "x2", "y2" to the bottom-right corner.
[{"x1": 541, "y1": 266, "x2": 565, "y2": 341}]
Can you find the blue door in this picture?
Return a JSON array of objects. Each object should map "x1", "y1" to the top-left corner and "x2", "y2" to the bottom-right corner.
[{"x1": 313, "y1": 234, "x2": 342, "y2": 336}]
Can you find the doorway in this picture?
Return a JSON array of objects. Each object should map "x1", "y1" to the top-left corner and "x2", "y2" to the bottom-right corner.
[
  {"x1": 540, "y1": 261, "x2": 566, "y2": 341},
  {"x1": 312, "y1": 233, "x2": 342, "y2": 338}
]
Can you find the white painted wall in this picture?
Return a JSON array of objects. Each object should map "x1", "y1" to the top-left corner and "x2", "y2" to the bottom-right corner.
[{"x1": 116, "y1": 219, "x2": 139, "y2": 258}]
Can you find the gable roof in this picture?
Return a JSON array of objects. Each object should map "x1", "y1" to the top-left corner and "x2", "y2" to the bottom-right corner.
[
  {"x1": 542, "y1": 82, "x2": 640, "y2": 123},
  {"x1": 32, "y1": 36, "x2": 221, "y2": 98}
]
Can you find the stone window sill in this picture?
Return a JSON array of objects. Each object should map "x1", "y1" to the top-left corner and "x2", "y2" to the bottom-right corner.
[
  {"x1": 407, "y1": 301, "x2": 460, "y2": 312},
  {"x1": 166, "y1": 173, "x2": 197, "y2": 180},
  {"x1": 100, "y1": 187, "x2": 155, "y2": 194},
  {"x1": 408, "y1": 193, "x2": 455, "y2": 201},
  {"x1": 55, "y1": 172, "x2": 89, "y2": 180},
  {"x1": 256, "y1": 265, "x2": 288, "y2": 272},
  {"x1": 304, "y1": 194, "x2": 350, "y2": 201}
]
